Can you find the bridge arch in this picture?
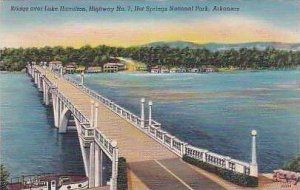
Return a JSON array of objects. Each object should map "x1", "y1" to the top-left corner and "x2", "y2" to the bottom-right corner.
[{"x1": 59, "y1": 107, "x2": 73, "y2": 133}]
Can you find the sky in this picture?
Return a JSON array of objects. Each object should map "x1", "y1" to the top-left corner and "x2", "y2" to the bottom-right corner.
[{"x1": 0, "y1": 0, "x2": 300, "y2": 48}]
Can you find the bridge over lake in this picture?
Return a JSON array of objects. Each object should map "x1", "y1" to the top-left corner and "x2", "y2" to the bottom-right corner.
[{"x1": 27, "y1": 64, "x2": 258, "y2": 190}]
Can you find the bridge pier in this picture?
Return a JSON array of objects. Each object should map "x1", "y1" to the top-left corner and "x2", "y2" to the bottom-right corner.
[
  {"x1": 34, "y1": 71, "x2": 38, "y2": 85},
  {"x1": 42, "y1": 78, "x2": 50, "y2": 106},
  {"x1": 52, "y1": 92, "x2": 60, "y2": 128},
  {"x1": 110, "y1": 141, "x2": 118, "y2": 190},
  {"x1": 45, "y1": 86, "x2": 50, "y2": 106},
  {"x1": 89, "y1": 142, "x2": 96, "y2": 187}
]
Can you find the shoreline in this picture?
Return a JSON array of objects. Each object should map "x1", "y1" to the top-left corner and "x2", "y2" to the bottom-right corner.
[{"x1": 1, "y1": 68, "x2": 299, "y2": 74}]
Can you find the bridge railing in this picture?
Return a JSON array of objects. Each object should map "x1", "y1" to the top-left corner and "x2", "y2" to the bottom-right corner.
[{"x1": 57, "y1": 70, "x2": 253, "y2": 176}]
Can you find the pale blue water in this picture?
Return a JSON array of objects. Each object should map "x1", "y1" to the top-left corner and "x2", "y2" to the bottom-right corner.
[
  {"x1": 0, "y1": 71, "x2": 299, "y2": 177},
  {"x1": 0, "y1": 73, "x2": 85, "y2": 177},
  {"x1": 81, "y1": 70, "x2": 300, "y2": 172}
]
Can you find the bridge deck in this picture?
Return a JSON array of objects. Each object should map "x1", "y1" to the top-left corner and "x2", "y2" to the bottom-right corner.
[{"x1": 38, "y1": 67, "x2": 224, "y2": 190}]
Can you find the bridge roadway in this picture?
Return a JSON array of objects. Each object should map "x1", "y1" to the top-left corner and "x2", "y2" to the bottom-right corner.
[{"x1": 37, "y1": 67, "x2": 224, "y2": 190}]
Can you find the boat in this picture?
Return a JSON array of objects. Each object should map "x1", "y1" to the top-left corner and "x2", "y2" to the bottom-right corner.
[{"x1": 8, "y1": 173, "x2": 88, "y2": 190}]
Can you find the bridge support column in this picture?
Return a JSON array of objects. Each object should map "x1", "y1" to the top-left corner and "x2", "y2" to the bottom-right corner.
[
  {"x1": 250, "y1": 130, "x2": 258, "y2": 177},
  {"x1": 45, "y1": 86, "x2": 49, "y2": 106},
  {"x1": 140, "y1": 98, "x2": 145, "y2": 128},
  {"x1": 59, "y1": 98, "x2": 63, "y2": 127},
  {"x1": 42, "y1": 80, "x2": 46, "y2": 104},
  {"x1": 52, "y1": 93, "x2": 59, "y2": 128},
  {"x1": 89, "y1": 142, "x2": 95, "y2": 187},
  {"x1": 37, "y1": 73, "x2": 42, "y2": 91},
  {"x1": 80, "y1": 138, "x2": 89, "y2": 176},
  {"x1": 34, "y1": 71, "x2": 38, "y2": 85},
  {"x1": 110, "y1": 141, "x2": 118, "y2": 190},
  {"x1": 95, "y1": 144, "x2": 104, "y2": 187}
]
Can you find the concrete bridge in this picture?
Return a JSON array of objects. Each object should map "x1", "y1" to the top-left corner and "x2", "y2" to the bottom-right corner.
[{"x1": 27, "y1": 64, "x2": 258, "y2": 190}]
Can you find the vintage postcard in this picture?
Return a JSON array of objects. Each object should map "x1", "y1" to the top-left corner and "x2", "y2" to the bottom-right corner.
[{"x1": 0, "y1": 0, "x2": 299, "y2": 190}]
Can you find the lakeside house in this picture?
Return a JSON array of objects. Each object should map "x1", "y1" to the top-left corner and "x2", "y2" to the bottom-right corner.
[
  {"x1": 204, "y1": 67, "x2": 215, "y2": 72},
  {"x1": 190, "y1": 68, "x2": 200, "y2": 73},
  {"x1": 76, "y1": 66, "x2": 86, "y2": 73},
  {"x1": 201, "y1": 66, "x2": 215, "y2": 73},
  {"x1": 86, "y1": 66, "x2": 102, "y2": 73},
  {"x1": 161, "y1": 66, "x2": 170, "y2": 73},
  {"x1": 136, "y1": 65, "x2": 148, "y2": 72},
  {"x1": 49, "y1": 61, "x2": 62, "y2": 70},
  {"x1": 150, "y1": 65, "x2": 161, "y2": 73},
  {"x1": 103, "y1": 63, "x2": 125, "y2": 73},
  {"x1": 65, "y1": 62, "x2": 76, "y2": 74},
  {"x1": 170, "y1": 67, "x2": 187, "y2": 73}
]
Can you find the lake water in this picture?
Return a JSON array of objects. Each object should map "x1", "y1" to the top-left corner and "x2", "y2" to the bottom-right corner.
[
  {"x1": 81, "y1": 70, "x2": 300, "y2": 172},
  {"x1": 0, "y1": 73, "x2": 85, "y2": 177},
  {"x1": 0, "y1": 70, "x2": 299, "y2": 177}
]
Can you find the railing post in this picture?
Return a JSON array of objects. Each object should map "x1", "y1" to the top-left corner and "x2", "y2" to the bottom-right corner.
[
  {"x1": 225, "y1": 156, "x2": 231, "y2": 169},
  {"x1": 140, "y1": 98, "x2": 145, "y2": 128},
  {"x1": 170, "y1": 136, "x2": 174, "y2": 149},
  {"x1": 250, "y1": 130, "x2": 258, "y2": 177},
  {"x1": 148, "y1": 101, "x2": 152, "y2": 127},
  {"x1": 181, "y1": 142, "x2": 188, "y2": 156},
  {"x1": 202, "y1": 150, "x2": 208, "y2": 162}
]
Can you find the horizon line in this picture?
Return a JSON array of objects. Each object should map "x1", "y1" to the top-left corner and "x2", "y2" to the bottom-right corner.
[{"x1": 1, "y1": 40, "x2": 300, "y2": 49}]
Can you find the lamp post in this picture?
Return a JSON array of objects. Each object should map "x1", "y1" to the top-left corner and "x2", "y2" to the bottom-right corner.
[
  {"x1": 140, "y1": 98, "x2": 145, "y2": 128},
  {"x1": 148, "y1": 101, "x2": 152, "y2": 126},
  {"x1": 81, "y1": 72, "x2": 84, "y2": 85},
  {"x1": 251, "y1": 130, "x2": 257, "y2": 165},
  {"x1": 250, "y1": 130, "x2": 258, "y2": 177}
]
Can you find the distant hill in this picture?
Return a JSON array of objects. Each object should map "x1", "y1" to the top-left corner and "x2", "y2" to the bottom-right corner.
[{"x1": 143, "y1": 41, "x2": 300, "y2": 51}]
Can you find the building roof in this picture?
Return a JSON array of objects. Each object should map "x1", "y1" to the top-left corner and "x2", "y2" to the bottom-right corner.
[
  {"x1": 66, "y1": 62, "x2": 76, "y2": 66},
  {"x1": 76, "y1": 66, "x2": 85, "y2": 71},
  {"x1": 151, "y1": 65, "x2": 160, "y2": 69},
  {"x1": 87, "y1": 66, "x2": 102, "y2": 70},
  {"x1": 49, "y1": 61, "x2": 62, "y2": 64},
  {"x1": 65, "y1": 64, "x2": 76, "y2": 68},
  {"x1": 104, "y1": 63, "x2": 124, "y2": 67}
]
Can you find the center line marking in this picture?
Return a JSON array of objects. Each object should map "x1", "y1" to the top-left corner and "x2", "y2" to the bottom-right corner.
[{"x1": 154, "y1": 160, "x2": 194, "y2": 190}]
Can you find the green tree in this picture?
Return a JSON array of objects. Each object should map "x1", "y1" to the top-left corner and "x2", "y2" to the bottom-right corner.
[{"x1": 0, "y1": 164, "x2": 10, "y2": 190}]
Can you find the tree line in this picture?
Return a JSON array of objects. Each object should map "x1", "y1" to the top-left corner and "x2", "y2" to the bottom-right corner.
[{"x1": 1, "y1": 45, "x2": 300, "y2": 71}]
